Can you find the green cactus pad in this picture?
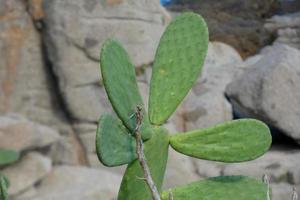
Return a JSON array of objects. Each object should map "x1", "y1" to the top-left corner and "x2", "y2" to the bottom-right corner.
[
  {"x1": 149, "y1": 12, "x2": 209, "y2": 125},
  {"x1": 117, "y1": 127, "x2": 169, "y2": 200},
  {"x1": 100, "y1": 39, "x2": 152, "y2": 140},
  {"x1": 0, "y1": 149, "x2": 20, "y2": 165},
  {"x1": 96, "y1": 114, "x2": 137, "y2": 167},
  {"x1": 169, "y1": 119, "x2": 271, "y2": 162},
  {"x1": 0, "y1": 175, "x2": 8, "y2": 200},
  {"x1": 161, "y1": 176, "x2": 268, "y2": 200}
]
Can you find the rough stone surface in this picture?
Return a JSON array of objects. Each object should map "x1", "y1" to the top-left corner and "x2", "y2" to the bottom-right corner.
[
  {"x1": 265, "y1": 12, "x2": 300, "y2": 49},
  {"x1": 0, "y1": 0, "x2": 65, "y2": 126},
  {"x1": 223, "y1": 149, "x2": 300, "y2": 185},
  {"x1": 179, "y1": 42, "x2": 242, "y2": 131},
  {"x1": 49, "y1": 134, "x2": 87, "y2": 165},
  {"x1": 163, "y1": 148, "x2": 200, "y2": 189},
  {"x1": 191, "y1": 159, "x2": 224, "y2": 179},
  {"x1": 79, "y1": 132, "x2": 96, "y2": 153},
  {"x1": 2, "y1": 152, "x2": 52, "y2": 196},
  {"x1": 226, "y1": 44, "x2": 300, "y2": 143},
  {"x1": 87, "y1": 153, "x2": 126, "y2": 175},
  {"x1": 29, "y1": 166, "x2": 122, "y2": 200},
  {"x1": 0, "y1": 113, "x2": 60, "y2": 152},
  {"x1": 43, "y1": 0, "x2": 169, "y2": 122}
]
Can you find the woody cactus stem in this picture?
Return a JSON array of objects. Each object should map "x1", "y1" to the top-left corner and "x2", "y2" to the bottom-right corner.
[{"x1": 134, "y1": 106, "x2": 160, "y2": 200}]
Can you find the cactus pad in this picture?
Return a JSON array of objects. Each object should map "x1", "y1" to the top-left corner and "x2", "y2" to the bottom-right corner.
[
  {"x1": 96, "y1": 114, "x2": 137, "y2": 166},
  {"x1": 161, "y1": 176, "x2": 268, "y2": 200},
  {"x1": 149, "y1": 12, "x2": 209, "y2": 125},
  {"x1": 100, "y1": 39, "x2": 152, "y2": 140},
  {"x1": 169, "y1": 119, "x2": 271, "y2": 162},
  {"x1": 117, "y1": 127, "x2": 169, "y2": 200},
  {"x1": 0, "y1": 149, "x2": 19, "y2": 165}
]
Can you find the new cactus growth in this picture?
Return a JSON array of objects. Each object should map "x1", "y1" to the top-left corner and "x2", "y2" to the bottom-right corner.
[{"x1": 97, "y1": 12, "x2": 272, "y2": 200}]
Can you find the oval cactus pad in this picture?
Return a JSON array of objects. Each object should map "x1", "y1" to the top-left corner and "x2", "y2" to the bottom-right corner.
[
  {"x1": 96, "y1": 114, "x2": 137, "y2": 167},
  {"x1": 161, "y1": 176, "x2": 268, "y2": 200},
  {"x1": 100, "y1": 39, "x2": 152, "y2": 140},
  {"x1": 149, "y1": 12, "x2": 209, "y2": 125},
  {"x1": 0, "y1": 149, "x2": 19, "y2": 165},
  {"x1": 117, "y1": 127, "x2": 169, "y2": 200},
  {"x1": 169, "y1": 119, "x2": 272, "y2": 162}
]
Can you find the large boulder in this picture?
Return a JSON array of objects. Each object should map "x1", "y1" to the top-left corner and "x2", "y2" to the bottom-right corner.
[
  {"x1": 27, "y1": 166, "x2": 122, "y2": 200},
  {"x1": 2, "y1": 152, "x2": 52, "y2": 196},
  {"x1": 0, "y1": 113, "x2": 60, "y2": 152},
  {"x1": 223, "y1": 149, "x2": 300, "y2": 185},
  {"x1": 226, "y1": 44, "x2": 300, "y2": 143},
  {"x1": 265, "y1": 12, "x2": 300, "y2": 50},
  {"x1": 42, "y1": 0, "x2": 169, "y2": 122},
  {"x1": 0, "y1": 0, "x2": 65, "y2": 126}
]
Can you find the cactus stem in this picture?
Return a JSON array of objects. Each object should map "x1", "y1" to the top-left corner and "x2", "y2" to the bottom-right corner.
[{"x1": 134, "y1": 106, "x2": 161, "y2": 200}]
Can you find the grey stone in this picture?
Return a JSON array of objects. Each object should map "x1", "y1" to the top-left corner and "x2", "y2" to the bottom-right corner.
[
  {"x1": 163, "y1": 148, "x2": 200, "y2": 189},
  {"x1": 79, "y1": 132, "x2": 96, "y2": 153},
  {"x1": 87, "y1": 153, "x2": 126, "y2": 175},
  {"x1": 265, "y1": 12, "x2": 300, "y2": 49},
  {"x1": 191, "y1": 159, "x2": 224, "y2": 179},
  {"x1": 223, "y1": 149, "x2": 300, "y2": 185},
  {"x1": 2, "y1": 152, "x2": 52, "y2": 196},
  {"x1": 179, "y1": 42, "x2": 241, "y2": 131},
  {"x1": 30, "y1": 166, "x2": 122, "y2": 200},
  {"x1": 43, "y1": 0, "x2": 169, "y2": 122},
  {"x1": 0, "y1": 113, "x2": 60, "y2": 152},
  {"x1": 226, "y1": 44, "x2": 300, "y2": 143}
]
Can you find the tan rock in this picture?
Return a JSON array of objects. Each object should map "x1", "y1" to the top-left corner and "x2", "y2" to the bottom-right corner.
[{"x1": 2, "y1": 152, "x2": 52, "y2": 196}]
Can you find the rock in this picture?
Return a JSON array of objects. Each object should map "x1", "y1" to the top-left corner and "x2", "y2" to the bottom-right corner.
[
  {"x1": 73, "y1": 122, "x2": 97, "y2": 135},
  {"x1": 137, "y1": 81, "x2": 150, "y2": 109},
  {"x1": 223, "y1": 149, "x2": 300, "y2": 185},
  {"x1": 2, "y1": 152, "x2": 52, "y2": 196},
  {"x1": 43, "y1": 0, "x2": 169, "y2": 122},
  {"x1": 12, "y1": 187, "x2": 37, "y2": 200},
  {"x1": 86, "y1": 153, "x2": 126, "y2": 175},
  {"x1": 265, "y1": 12, "x2": 300, "y2": 49},
  {"x1": 0, "y1": 0, "x2": 66, "y2": 126},
  {"x1": 163, "y1": 148, "x2": 200, "y2": 189},
  {"x1": 182, "y1": 90, "x2": 233, "y2": 130},
  {"x1": 191, "y1": 159, "x2": 224, "y2": 179},
  {"x1": 49, "y1": 134, "x2": 87, "y2": 165},
  {"x1": 179, "y1": 42, "x2": 242, "y2": 131},
  {"x1": 167, "y1": 0, "x2": 279, "y2": 57},
  {"x1": 79, "y1": 132, "x2": 96, "y2": 153},
  {"x1": 30, "y1": 166, "x2": 122, "y2": 200},
  {"x1": 226, "y1": 44, "x2": 300, "y2": 143},
  {"x1": 0, "y1": 113, "x2": 60, "y2": 152}
]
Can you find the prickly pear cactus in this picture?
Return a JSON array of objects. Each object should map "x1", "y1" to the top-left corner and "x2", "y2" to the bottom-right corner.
[{"x1": 96, "y1": 12, "x2": 272, "y2": 200}]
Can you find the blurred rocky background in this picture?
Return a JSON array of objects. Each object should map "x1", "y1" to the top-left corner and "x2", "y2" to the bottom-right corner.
[{"x1": 0, "y1": 0, "x2": 299, "y2": 199}]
